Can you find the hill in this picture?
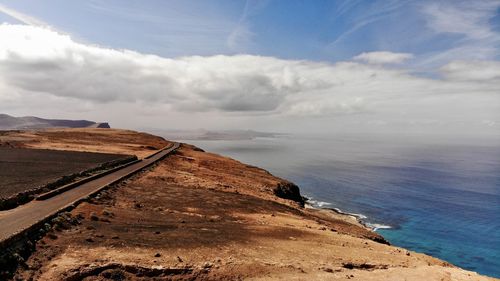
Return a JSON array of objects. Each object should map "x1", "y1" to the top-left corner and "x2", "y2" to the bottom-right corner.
[
  {"x1": 0, "y1": 114, "x2": 110, "y2": 130},
  {"x1": 1, "y1": 128, "x2": 496, "y2": 281}
]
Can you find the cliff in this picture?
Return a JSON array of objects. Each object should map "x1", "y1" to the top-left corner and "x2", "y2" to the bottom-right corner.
[{"x1": 1, "y1": 129, "x2": 496, "y2": 281}]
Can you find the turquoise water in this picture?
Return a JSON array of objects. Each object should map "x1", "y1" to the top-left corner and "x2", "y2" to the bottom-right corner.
[{"x1": 179, "y1": 135, "x2": 500, "y2": 278}]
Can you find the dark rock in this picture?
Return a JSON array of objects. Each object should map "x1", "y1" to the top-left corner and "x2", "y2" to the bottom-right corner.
[
  {"x1": 43, "y1": 223, "x2": 52, "y2": 232},
  {"x1": 89, "y1": 212, "x2": 99, "y2": 221},
  {"x1": 342, "y1": 262, "x2": 379, "y2": 270},
  {"x1": 273, "y1": 181, "x2": 305, "y2": 206},
  {"x1": 321, "y1": 267, "x2": 334, "y2": 273},
  {"x1": 95, "y1": 122, "x2": 110, "y2": 128},
  {"x1": 372, "y1": 236, "x2": 390, "y2": 245},
  {"x1": 12, "y1": 253, "x2": 24, "y2": 264},
  {"x1": 101, "y1": 269, "x2": 124, "y2": 280},
  {"x1": 154, "y1": 253, "x2": 161, "y2": 257}
]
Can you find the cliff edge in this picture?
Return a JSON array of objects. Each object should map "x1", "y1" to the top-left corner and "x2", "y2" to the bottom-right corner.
[{"x1": 1, "y1": 128, "x2": 496, "y2": 281}]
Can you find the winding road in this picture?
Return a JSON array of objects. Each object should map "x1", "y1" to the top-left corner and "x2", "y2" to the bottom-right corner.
[{"x1": 0, "y1": 142, "x2": 179, "y2": 244}]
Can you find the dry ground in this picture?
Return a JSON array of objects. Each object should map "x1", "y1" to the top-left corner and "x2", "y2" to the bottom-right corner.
[
  {"x1": 0, "y1": 128, "x2": 170, "y2": 158},
  {"x1": 0, "y1": 147, "x2": 127, "y2": 199},
  {"x1": 4, "y1": 129, "x2": 496, "y2": 281}
]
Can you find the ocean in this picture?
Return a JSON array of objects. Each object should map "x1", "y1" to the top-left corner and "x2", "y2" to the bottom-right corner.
[{"x1": 179, "y1": 134, "x2": 500, "y2": 278}]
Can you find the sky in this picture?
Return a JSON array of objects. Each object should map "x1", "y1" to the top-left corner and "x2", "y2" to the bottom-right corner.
[{"x1": 0, "y1": 0, "x2": 499, "y2": 138}]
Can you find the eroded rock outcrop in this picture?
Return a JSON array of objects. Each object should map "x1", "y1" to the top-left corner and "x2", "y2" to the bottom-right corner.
[{"x1": 273, "y1": 181, "x2": 305, "y2": 206}]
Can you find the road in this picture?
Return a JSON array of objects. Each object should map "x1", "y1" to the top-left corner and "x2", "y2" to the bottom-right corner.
[{"x1": 0, "y1": 142, "x2": 179, "y2": 243}]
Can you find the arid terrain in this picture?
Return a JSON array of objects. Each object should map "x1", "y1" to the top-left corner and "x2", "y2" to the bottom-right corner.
[
  {"x1": 1, "y1": 129, "x2": 496, "y2": 281},
  {"x1": 0, "y1": 129, "x2": 170, "y2": 158},
  {"x1": 0, "y1": 147, "x2": 127, "y2": 200}
]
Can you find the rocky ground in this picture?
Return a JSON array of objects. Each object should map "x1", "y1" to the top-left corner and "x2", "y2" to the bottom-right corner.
[{"x1": 2, "y1": 129, "x2": 497, "y2": 281}]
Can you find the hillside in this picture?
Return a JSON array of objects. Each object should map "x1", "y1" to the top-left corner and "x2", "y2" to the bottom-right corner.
[
  {"x1": 1, "y1": 129, "x2": 496, "y2": 281},
  {"x1": 0, "y1": 114, "x2": 110, "y2": 130}
]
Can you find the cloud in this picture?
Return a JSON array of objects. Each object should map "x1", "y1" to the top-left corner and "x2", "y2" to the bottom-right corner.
[
  {"x1": 353, "y1": 51, "x2": 414, "y2": 64},
  {"x1": 418, "y1": 0, "x2": 500, "y2": 67},
  {"x1": 226, "y1": 24, "x2": 254, "y2": 51},
  {"x1": 0, "y1": 24, "x2": 351, "y2": 114},
  {"x1": 328, "y1": 0, "x2": 406, "y2": 48},
  {"x1": 422, "y1": 0, "x2": 500, "y2": 41},
  {"x1": 87, "y1": 0, "x2": 236, "y2": 57},
  {"x1": 441, "y1": 60, "x2": 500, "y2": 82},
  {"x1": 226, "y1": 0, "x2": 269, "y2": 51},
  {"x1": 0, "y1": 24, "x2": 498, "y2": 136},
  {"x1": 0, "y1": 4, "x2": 49, "y2": 26}
]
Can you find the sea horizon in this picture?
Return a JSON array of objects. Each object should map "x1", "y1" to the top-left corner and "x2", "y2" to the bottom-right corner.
[{"x1": 173, "y1": 133, "x2": 500, "y2": 278}]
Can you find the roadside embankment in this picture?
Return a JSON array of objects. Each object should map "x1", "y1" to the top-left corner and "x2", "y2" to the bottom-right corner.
[
  {"x1": 0, "y1": 142, "x2": 178, "y2": 280},
  {"x1": 0, "y1": 151, "x2": 136, "y2": 211}
]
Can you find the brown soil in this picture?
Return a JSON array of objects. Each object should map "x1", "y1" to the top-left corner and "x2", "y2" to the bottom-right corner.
[
  {"x1": 0, "y1": 147, "x2": 128, "y2": 200},
  {"x1": 5, "y1": 129, "x2": 497, "y2": 281},
  {"x1": 0, "y1": 128, "x2": 170, "y2": 158}
]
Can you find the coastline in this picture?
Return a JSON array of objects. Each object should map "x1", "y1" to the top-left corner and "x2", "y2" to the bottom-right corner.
[
  {"x1": 305, "y1": 197, "x2": 392, "y2": 232},
  {"x1": 183, "y1": 136, "x2": 500, "y2": 278},
  {"x1": 2, "y1": 128, "x2": 497, "y2": 280}
]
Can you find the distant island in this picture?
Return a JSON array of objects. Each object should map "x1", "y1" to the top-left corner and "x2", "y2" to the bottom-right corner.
[
  {"x1": 0, "y1": 114, "x2": 110, "y2": 130},
  {"x1": 147, "y1": 128, "x2": 287, "y2": 141}
]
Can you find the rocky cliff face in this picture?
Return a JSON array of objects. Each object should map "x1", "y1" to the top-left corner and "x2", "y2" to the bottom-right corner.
[
  {"x1": 273, "y1": 181, "x2": 305, "y2": 206},
  {"x1": 0, "y1": 114, "x2": 110, "y2": 130}
]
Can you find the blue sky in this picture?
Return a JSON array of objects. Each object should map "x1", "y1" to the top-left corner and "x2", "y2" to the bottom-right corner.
[
  {"x1": 2, "y1": 0, "x2": 499, "y2": 64},
  {"x1": 0, "y1": 1, "x2": 499, "y2": 136}
]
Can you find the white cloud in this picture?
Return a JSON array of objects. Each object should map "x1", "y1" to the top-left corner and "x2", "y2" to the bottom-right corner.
[
  {"x1": 328, "y1": 1, "x2": 406, "y2": 48},
  {"x1": 226, "y1": 24, "x2": 254, "y2": 51},
  {"x1": 0, "y1": 24, "x2": 345, "y2": 114},
  {"x1": 418, "y1": 0, "x2": 500, "y2": 67},
  {"x1": 422, "y1": 0, "x2": 500, "y2": 41},
  {"x1": 0, "y1": 4, "x2": 49, "y2": 26},
  {"x1": 226, "y1": 0, "x2": 269, "y2": 51},
  {"x1": 353, "y1": 51, "x2": 414, "y2": 64},
  {"x1": 441, "y1": 60, "x2": 500, "y2": 82},
  {"x1": 0, "y1": 24, "x2": 498, "y2": 136},
  {"x1": 86, "y1": 0, "x2": 236, "y2": 57}
]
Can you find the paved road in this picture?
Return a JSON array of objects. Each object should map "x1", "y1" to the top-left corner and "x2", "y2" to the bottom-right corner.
[{"x1": 0, "y1": 143, "x2": 179, "y2": 243}]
